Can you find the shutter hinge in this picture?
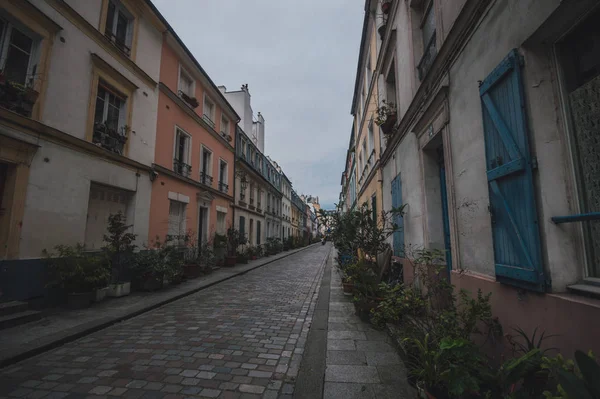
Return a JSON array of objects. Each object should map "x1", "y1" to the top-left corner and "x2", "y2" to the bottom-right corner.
[{"x1": 531, "y1": 157, "x2": 538, "y2": 169}]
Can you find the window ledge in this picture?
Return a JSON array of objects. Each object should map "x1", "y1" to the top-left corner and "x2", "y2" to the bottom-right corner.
[{"x1": 567, "y1": 282, "x2": 600, "y2": 299}]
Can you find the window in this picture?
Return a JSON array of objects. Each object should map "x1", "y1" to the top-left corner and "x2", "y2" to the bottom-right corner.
[
  {"x1": 417, "y1": 2, "x2": 437, "y2": 80},
  {"x1": 174, "y1": 128, "x2": 191, "y2": 177},
  {"x1": 257, "y1": 221, "x2": 261, "y2": 245},
  {"x1": 0, "y1": 17, "x2": 39, "y2": 87},
  {"x1": 217, "y1": 211, "x2": 226, "y2": 235},
  {"x1": 249, "y1": 183, "x2": 255, "y2": 205},
  {"x1": 200, "y1": 146, "x2": 212, "y2": 185},
  {"x1": 178, "y1": 66, "x2": 194, "y2": 98},
  {"x1": 221, "y1": 116, "x2": 230, "y2": 136},
  {"x1": 218, "y1": 159, "x2": 228, "y2": 193},
  {"x1": 203, "y1": 96, "x2": 215, "y2": 127},
  {"x1": 93, "y1": 81, "x2": 128, "y2": 154},
  {"x1": 168, "y1": 200, "x2": 186, "y2": 245},
  {"x1": 371, "y1": 194, "x2": 377, "y2": 223},
  {"x1": 105, "y1": 0, "x2": 134, "y2": 56},
  {"x1": 362, "y1": 141, "x2": 368, "y2": 168},
  {"x1": 368, "y1": 120, "x2": 374, "y2": 155},
  {"x1": 239, "y1": 216, "x2": 246, "y2": 239},
  {"x1": 257, "y1": 189, "x2": 262, "y2": 208},
  {"x1": 365, "y1": 47, "x2": 372, "y2": 90}
]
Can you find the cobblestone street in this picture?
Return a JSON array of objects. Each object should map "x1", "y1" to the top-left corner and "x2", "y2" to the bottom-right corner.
[{"x1": 0, "y1": 245, "x2": 329, "y2": 399}]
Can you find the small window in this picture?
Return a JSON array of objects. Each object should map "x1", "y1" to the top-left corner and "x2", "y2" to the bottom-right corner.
[
  {"x1": 200, "y1": 146, "x2": 212, "y2": 185},
  {"x1": 221, "y1": 116, "x2": 230, "y2": 136},
  {"x1": 217, "y1": 211, "x2": 226, "y2": 235},
  {"x1": 203, "y1": 96, "x2": 215, "y2": 126},
  {"x1": 105, "y1": 0, "x2": 134, "y2": 56},
  {"x1": 368, "y1": 121, "x2": 374, "y2": 155},
  {"x1": 0, "y1": 17, "x2": 39, "y2": 87},
  {"x1": 178, "y1": 66, "x2": 194, "y2": 97},
  {"x1": 218, "y1": 159, "x2": 228, "y2": 193},
  {"x1": 93, "y1": 81, "x2": 128, "y2": 154},
  {"x1": 174, "y1": 128, "x2": 191, "y2": 177}
]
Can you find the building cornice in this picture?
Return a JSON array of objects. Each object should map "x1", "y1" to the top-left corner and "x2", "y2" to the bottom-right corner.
[
  {"x1": 153, "y1": 164, "x2": 234, "y2": 201},
  {"x1": 381, "y1": 0, "x2": 493, "y2": 166},
  {"x1": 159, "y1": 83, "x2": 235, "y2": 152}
]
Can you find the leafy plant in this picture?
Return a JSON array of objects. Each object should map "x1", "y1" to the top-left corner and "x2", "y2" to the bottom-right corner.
[
  {"x1": 543, "y1": 351, "x2": 600, "y2": 399},
  {"x1": 374, "y1": 100, "x2": 397, "y2": 126},
  {"x1": 508, "y1": 326, "x2": 558, "y2": 356},
  {"x1": 44, "y1": 244, "x2": 110, "y2": 293},
  {"x1": 102, "y1": 211, "x2": 137, "y2": 283}
]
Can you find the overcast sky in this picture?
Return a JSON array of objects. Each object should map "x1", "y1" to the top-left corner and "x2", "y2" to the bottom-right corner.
[{"x1": 152, "y1": 0, "x2": 364, "y2": 210}]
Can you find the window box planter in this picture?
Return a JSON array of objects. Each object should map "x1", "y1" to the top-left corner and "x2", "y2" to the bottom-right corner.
[
  {"x1": 94, "y1": 287, "x2": 109, "y2": 302},
  {"x1": 107, "y1": 281, "x2": 131, "y2": 297},
  {"x1": 380, "y1": 111, "x2": 397, "y2": 135},
  {"x1": 0, "y1": 80, "x2": 39, "y2": 117},
  {"x1": 179, "y1": 91, "x2": 199, "y2": 108},
  {"x1": 378, "y1": 24, "x2": 387, "y2": 41},
  {"x1": 67, "y1": 292, "x2": 94, "y2": 309}
]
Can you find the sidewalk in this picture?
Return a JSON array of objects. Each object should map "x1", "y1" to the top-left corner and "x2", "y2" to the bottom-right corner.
[
  {"x1": 323, "y1": 265, "x2": 415, "y2": 398},
  {"x1": 0, "y1": 244, "x2": 318, "y2": 369}
]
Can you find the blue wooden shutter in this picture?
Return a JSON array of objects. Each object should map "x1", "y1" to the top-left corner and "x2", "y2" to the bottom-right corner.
[
  {"x1": 480, "y1": 49, "x2": 546, "y2": 291},
  {"x1": 391, "y1": 174, "x2": 405, "y2": 257}
]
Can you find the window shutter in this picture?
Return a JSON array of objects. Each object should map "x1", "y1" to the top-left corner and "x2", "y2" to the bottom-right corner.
[
  {"x1": 480, "y1": 49, "x2": 546, "y2": 291},
  {"x1": 239, "y1": 216, "x2": 246, "y2": 239},
  {"x1": 391, "y1": 174, "x2": 405, "y2": 257}
]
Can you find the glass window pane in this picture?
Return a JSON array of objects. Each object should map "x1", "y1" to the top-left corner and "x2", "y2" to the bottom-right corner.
[
  {"x1": 94, "y1": 95, "x2": 105, "y2": 125},
  {"x1": 106, "y1": 103, "x2": 120, "y2": 131},
  {"x1": 106, "y1": 1, "x2": 115, "y2": 34},
  {"x1": 9, "y1": 27, "x2": 33, "y2": 53},
  {"x1": 116, "y1": 11, "x2": 128, "y2": 44},
  {"x1": 4, "y1": 28, "x2": 34, "y2": 85},
  {"x1": 422, "y1": 5, "x2": 436, "y2": 47}
]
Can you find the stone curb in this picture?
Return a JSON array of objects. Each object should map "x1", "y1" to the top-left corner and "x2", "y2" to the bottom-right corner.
[{"x1": 0, "y1": 243, "x2": 320, "y2": 369}]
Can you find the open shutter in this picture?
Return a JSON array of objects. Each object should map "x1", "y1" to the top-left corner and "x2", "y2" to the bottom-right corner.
[
  {"x1": 391, "y1": 174, "x2": 405, "y2": 257},
  {"x1": 480, "y1": 49, "x2": 546, "y2": 291}
]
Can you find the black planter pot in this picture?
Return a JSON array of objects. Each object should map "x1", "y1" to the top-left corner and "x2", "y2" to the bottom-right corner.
[
  {"x1": 378, "y1": 25, "x2": 387, "y2": 41},
  {"x1": 67, "y1": 292, "x2": 93, "y2": 309}
]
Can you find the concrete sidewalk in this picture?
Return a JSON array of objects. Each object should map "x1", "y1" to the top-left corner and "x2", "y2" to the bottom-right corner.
[{"x1": 0, "y1": 244, "x2": 319, "y2": 369}]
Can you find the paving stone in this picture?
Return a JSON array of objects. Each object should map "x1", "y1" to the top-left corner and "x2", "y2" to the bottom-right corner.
[
  {"x1": 364, "y1": 352, "x2": 401, "y2": 366},
  {"x1": 325, "y1": 364, "x2": 380, "y2": 384},
  {"x1": 323, "y1": 382, "x2": 375, "y2": 399},
  {"x1": 238, "y1": 384, "x2": 265, "y2": 394},
  {"x1": 89, "y1": 386, "x2": 112, "y2": 395},
  {"x1": 354, "y1": 341, "x2": 395, "y2": 353},
  {"x1": 326, "y1": 350, "x2": 367, "y2": 365},
  {"x1": 199, "y1": 388, "x2": 220, "y2": 398},
  {"x1": 327, "y1": 331, "x2": 367, "y2": 340},
  {"x1": 327, "y1": 339, "x2": 356, "y2": 351}
]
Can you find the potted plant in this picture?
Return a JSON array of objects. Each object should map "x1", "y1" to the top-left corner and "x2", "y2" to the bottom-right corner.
[
  {"x1": 225, "y1": 227, "x2": 243, "y2": 266},
  {"x1": 213, "y1": 233, "x2": 227, "y2": 266},
  {"x1": 44, "y1": 244, "x2": 110, "y2": 309},
  {"x1": 131, "y1": 244, "x2": 169, "y2": 291},
  {"x1": 375, "y1": 100, "x2": 397, "y2": 135},
  {"x1": 103, "y1": 212, "x2": 136, "y2": 297},
  {"x1": 381, "y1": 1, "x2": 392, "y2": 14}
]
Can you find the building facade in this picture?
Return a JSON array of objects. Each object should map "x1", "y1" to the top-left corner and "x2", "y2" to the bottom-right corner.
[
  {"x1": 356, "y1": 0, "x2": 600, "y2": 356},
  {"x1": 280, "y1": 173, "x2": 292, "y2": 240},
  {"x1": 149, "y1": 28, "x2": 238, "y2": 247},
  {"x1": 0, "y1": 0, "x2": 164, "y2": 301}
]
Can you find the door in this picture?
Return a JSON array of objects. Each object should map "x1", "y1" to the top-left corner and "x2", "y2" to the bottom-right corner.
[
  {"x1": 391, "y1": 174, "x2": 405, "y2": 257},
  {"x1": 437, "y1": 148, "x2": 452, "y2": 274},
  {"x1": 198, "y1": 207, "x2": 207, "y2": 246},
  {"x1": 480, "y1": 49, "x2": 545, "y2": 291},
  {"x1": 85, "y1": 184, "x2": 129, "y2": 250}
]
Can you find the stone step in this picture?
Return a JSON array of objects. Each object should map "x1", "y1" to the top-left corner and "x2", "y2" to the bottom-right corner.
[
  {"x1": 0, "y1": 310, "x2": 42, "y2": 331},
  {"x1": 0, "y1": 301, "x2": 29, "y2": 317}
]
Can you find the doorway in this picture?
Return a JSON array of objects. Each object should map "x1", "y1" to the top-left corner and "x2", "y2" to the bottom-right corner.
[
  {"x1": 198, "y1": 206, "x2": 208, "y2": 246},
  {"x1": 437, "y1": 147, "x2": 452, "y2": 274}
]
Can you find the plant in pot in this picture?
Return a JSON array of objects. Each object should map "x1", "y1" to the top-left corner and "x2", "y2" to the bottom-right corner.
[
  {"x1": 375, "y1": 100, "x2": 398, "y2": 135},
  {"x1": 102, "y1": 212, "x2": 137, "y2": 297},
  {"x1": 198, "y1": 241, "x2": 217, "y2": 274},
  {"x1": 225, "y1": 227, "x2": 243, "y2": 266},
  {"x1": 381, "y1": 0, "x2": 392, "y2": 14},
  {"x1": 44, "y1": 244, "x2": 110, "y2": 309},
  {"x1": 213, "y1": 233, "x2": 227, "y2": 266},
  {"x1": 131, "y1": 244, "x2": 169, "y2": 291},
  {"x1": 179, "y1": 231, "x2": 203, "y2": 279}
]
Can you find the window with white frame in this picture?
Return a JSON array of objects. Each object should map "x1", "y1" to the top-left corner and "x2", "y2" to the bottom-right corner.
[
  {"x1": 104, "y1": 0, "x2": 134, "y2": 56},
  {"x1": 168, "y1": 200, "x2": 186, "y2": 245},
  {"x1": 220, "y1": 115, "x2": 229, "y2": 136},
  {"x1": 93, "y1": 81, "x2": 128, "y2": 154},
  {"x1": 174, "y1": 128, "x2": 191, "y2": 177},
  {"x1": 178, "y1": 65, "x2": 194, "y2": 97},
  {"x1": 200, "y1": 145, "x2": 212, "y2": 185},
  {"x1": 203, "y1": 95, "x2": 215, "y2": 126},
  {"x1": 0, "y1": 16, "x2": 40, "y2": 87},
  {"x1": 218, "y1": 159, "x2": 228, "y2": 193}
]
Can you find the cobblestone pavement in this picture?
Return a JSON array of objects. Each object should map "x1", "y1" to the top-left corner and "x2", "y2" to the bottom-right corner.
[{"x1": 0, "y1": 245, "x2": 329, "y2": 399}]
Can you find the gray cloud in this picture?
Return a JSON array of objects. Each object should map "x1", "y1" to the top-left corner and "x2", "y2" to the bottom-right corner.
[{"x1": 152, "y1": 0, "x2": 364, "y2": 208}]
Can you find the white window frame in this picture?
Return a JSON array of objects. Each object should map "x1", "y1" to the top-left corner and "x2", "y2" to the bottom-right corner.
[
  {"x1": 218, "y1": 158, "x2": 228, "y2": 186},
  {"x1": 173, "y1": 126, "x2": 192, "y2": 166},
  {"x1": 178, "y1": 64, "x2": 195, "y2": 97},
  {"x1": 94, "y1": 80, "x2": 128, "y2": 130},
  {"x1": 220, "y1": 115, "x2": 230, "y2": 136},
  {"x1": 105, "y1": 0, "x2": 134, "y2": 54},
  {"x1": 203, "y1": 94, "x2": 215, "y2": 123},
  {"x1": 0, "y1": 15, "x2": 41, "y2": 87},
  {"x1": 200, "y1": 144, "x2": 213, "y2": 178}
]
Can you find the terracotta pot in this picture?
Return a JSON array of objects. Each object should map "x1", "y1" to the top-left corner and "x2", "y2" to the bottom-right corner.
[{"x1": 342, "y1": 282, "x2": 354, "y2": 294}]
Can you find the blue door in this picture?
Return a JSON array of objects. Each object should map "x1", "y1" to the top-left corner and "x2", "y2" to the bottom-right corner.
[
  {"x1": 391, "y1": 174, "x2": 404, "y2": 257},
  {"x1": 480, "y1": 49, "x2": 546, "y2": 291},
  {"x1": 438, "y1": 148, "x2": 452, "y2": 275}
]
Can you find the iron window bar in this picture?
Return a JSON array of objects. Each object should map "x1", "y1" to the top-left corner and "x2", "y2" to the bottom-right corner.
[
  {"x1": 200, "y1": 171, "x2": 213, "y2": 186},
  {"x1": 173, "y1": 158, "x2": 192, "y2": 177},
  {"x1": 551, "y1": 212, "x2": 600, "y2": 224},
  {"x1": 219, "y1": 182, "x2": 229, "y2": 193}
]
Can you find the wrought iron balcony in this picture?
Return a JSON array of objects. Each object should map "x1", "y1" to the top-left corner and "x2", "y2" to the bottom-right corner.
[
  {"x1": 93, "y1": 123, "x2": 128, "y2": 155},
  {"x1": 200, "y1": 171, "x2": 213, "y2": 186},
  {"x1": 417, "y1": 33, "x2": 437, "y2": 81},
  {"x1": 178, "y1": 90, "x2": 199, "y2": 109},
  {"x1": 104, "y1": 32, "x2": 132, "y2": 57},
  {"x1": 174, "y1": 158, "x2": 192, "y2": 177},
  {"x1": 0, "y1": 78, "x2": 39, "y2": 118},
  {"x1": 218, "y1": 181, "x2": 229, "y2": 193}
]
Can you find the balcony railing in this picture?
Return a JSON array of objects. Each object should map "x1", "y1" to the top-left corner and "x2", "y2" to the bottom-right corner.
[
  {"x1": 104, "y1": 32, "x2": 131, "y2": 57},
  {"x1": 218, "y1": 181, "x2": 229, "y2": 193},
  {"x1": 250, "y1": 197, "x2": 254, "y2": 205},
  {"x1": 0, "y1": 79, "x2": 39, "y2": 118},
  {"x1": 202, "y1": 114, "x2": 215, "y2": 129},
  {"x1": 200, "y1": 171, "x2": 213, "y2": 186},
  {"x1": 178, "y1": 90, "x2": 199, "y2": 109},
  {"x1": 93, "y1": 123, "x2": 128, "y2": 155},
  {"x1": 174, "y1": 158, "x2": 192, "y2": 177},
  {"x1": 417, "y1": 33, "x2": 437, "y2": 81}
]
